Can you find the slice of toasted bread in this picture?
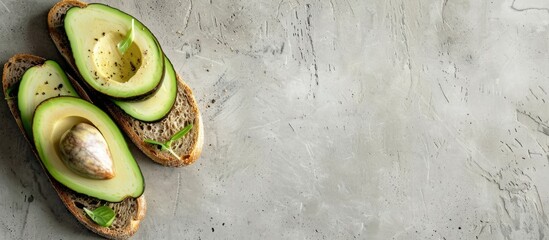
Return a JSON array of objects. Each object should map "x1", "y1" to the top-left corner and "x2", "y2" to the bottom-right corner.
[
  {"x1": 48, "y1": 0, "x2": 204, "y2": 167},
  {"x1": 2, "y1": 54, "x2": 146, "y2": 240}
]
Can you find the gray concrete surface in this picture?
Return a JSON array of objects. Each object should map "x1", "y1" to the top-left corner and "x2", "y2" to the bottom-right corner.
[{"x1": 1, "y1": 0, "x2": 549, "y2": 239}]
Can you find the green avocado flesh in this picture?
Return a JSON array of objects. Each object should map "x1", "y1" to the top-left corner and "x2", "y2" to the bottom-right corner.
[
  {"x1": 65, "y1": 4, "x2": 164, "y2": 99},
  {"x1": 113, "y1": 57, "x2": 177, "y2": 122},
  {"x1": 18, "y1": 60, "x2": 78, "y2": 136},
  {"x1": 33, "y1": 97, "x2": 144, "y2": 202}
]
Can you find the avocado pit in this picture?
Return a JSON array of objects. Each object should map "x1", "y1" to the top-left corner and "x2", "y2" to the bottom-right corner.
[{"x1": 59, "y1": 122, "x2": 115, "y2": 180}]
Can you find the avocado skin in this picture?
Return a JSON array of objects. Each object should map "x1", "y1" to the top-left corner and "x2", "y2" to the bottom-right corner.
[{"x1": 112, "y1": 57, "x2": 178, "y2": 122}]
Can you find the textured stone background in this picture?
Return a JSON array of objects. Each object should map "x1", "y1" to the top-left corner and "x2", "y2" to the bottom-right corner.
[{"x1": 2, "y1": 0, "x2": 549, "y2": 239}]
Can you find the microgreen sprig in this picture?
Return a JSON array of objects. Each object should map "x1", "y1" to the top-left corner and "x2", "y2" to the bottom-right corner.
[
  {"x1": 117, "y1": 18, "x2": 135, "y2": 55},
  {"x1": 84, "y1": 206, "x2": 116, "y2": 227},
  {"x1": 144, "y1": 124, "x2": 193, "y2": 159}
]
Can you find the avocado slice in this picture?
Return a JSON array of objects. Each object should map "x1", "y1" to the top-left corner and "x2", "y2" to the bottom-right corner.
[
  {"x1": 112, "y1": 57, "x2": 177, "y2": 122},
  {"x1": 18, "y1": 60, "x2": 78, "y2": 136},
  {"x1": 64, "y1": 4, "x2": 164, "y2": 99},
  {"x1": 33, "y1": 97, "x2": 144, "y2": 202}
]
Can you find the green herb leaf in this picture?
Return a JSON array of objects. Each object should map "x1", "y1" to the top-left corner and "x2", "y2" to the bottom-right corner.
[
  {"x1": 144, "y1": 139, "x2": 168, "y2": 151},
  {"x1": 84, "y1": 206, "x2": 116, "y2": 227},
  {"x1": 144, "y1": 139, "x2": 180, "y2": 159},
  {"x1": 143, "y1": 124, "x2": 193, "y2": 159},
  {"x1": 166, "y1": 124, "x2": 193, "y2": 147},
  {"x1": 117, "y1": 19, "x2": 135, "y2": 55}
]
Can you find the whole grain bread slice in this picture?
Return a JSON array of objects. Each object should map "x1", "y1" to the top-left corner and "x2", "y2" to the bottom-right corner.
[
  {"x1": 2, "y1": 54, "x2": 146, "y2": 240},
  {"x1": 48, "y1": 0, "x2": 204, "y2": 167}
]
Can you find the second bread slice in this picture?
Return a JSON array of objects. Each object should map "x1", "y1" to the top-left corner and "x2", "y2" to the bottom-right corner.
[{"x1": 48, "y1": 0, "x2": 204, "y2": 167}]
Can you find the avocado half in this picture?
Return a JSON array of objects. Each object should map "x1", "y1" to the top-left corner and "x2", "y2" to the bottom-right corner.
[
  {"x1": 18, "y1": 60, "x2": 78, "y2": 136},
  {"x1": 112, "y1": 57, "x2": 177, "y2": 122},
  {"x1": 64, "y1": 4, "x2": 164, "y2": 99},
  {"x1": 33, "y1": 97, "x2": 144, "y2": 202}
]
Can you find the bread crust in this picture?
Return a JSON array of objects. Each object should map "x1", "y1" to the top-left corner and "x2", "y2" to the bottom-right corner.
[
  {"x1": 48, "y1": 0, "x2": 204, "y2": 167},
  {"x1": 2, "y1": 54, "x2": 146, "y2": 239}
]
